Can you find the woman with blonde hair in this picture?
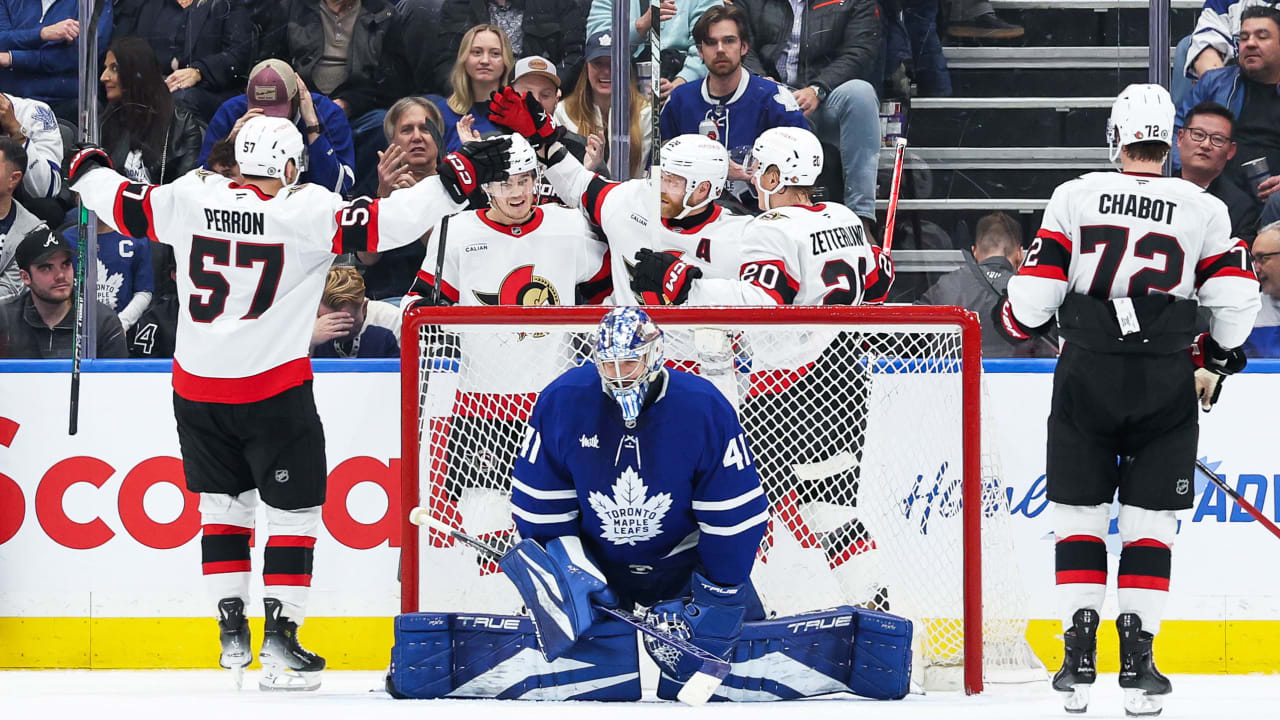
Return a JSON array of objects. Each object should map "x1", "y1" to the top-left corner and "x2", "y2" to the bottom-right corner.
[
  {"x1": 554, "y1": 31, "x2": 651, "y2": 178},
  {"x1": 434, "y1": 24, "x2": 514, "y2": 152}
]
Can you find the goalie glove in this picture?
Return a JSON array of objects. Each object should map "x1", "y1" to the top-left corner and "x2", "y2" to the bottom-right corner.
[
  {"x1": 487, "y1": 86, "x2": 561, "y2": 149},
  {"x1": 645, "y1": 572, "x2": 746, "y2": 682},
  {"x1": 1190, "y1": 332, "x2": 1247, "y2": 411},
  {"x1": 438, "y1": 137, "x2": 511, "y2": 204},
  {"x1": 630, "y1": 248, "x2": 702, "y2": 305},
  {"x1": 65, "y1": 142, "x2": 113, "y2": 185},
  {"x1": 498, "y1": 536, "x2": 618, "y2": 661},
  {"x1": 991, "y1": 295, "x2": 1052, "y2": 343}
]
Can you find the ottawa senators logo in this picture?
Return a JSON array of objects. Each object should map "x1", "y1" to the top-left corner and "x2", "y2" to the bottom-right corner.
[{"x1": 473, "y1": 265, "x2": 561, "y2": 306}]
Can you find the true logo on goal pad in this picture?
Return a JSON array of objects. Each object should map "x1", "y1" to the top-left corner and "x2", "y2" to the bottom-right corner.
[{"x1": 588, "y1": 468, "x2": 671, "y2": 545}]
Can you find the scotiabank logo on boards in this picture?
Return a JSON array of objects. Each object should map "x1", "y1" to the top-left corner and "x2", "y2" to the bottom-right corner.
[{"x1": 0, "y1": 417, "x2": 403, "y2": 551}]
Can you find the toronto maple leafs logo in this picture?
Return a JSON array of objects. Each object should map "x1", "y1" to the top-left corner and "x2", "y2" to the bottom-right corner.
[
  {"x1": 588, "y1": 468, "x2": 671, "y2": 545},
  {"x1": 96, "y1": 258, "x2": 123, "y2": 309}
]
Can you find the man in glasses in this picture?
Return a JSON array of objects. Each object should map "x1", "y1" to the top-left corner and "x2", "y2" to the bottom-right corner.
[
  {"x1": 1242, "y1": 222, "x2": 1280, "y2": 356},
  {"x1": 1175, "y1": 102, "x2": 1259, "y2": 242}
]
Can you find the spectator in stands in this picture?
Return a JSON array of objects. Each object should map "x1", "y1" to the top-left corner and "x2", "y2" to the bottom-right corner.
[
  {"x1": 513, "y1": 55, "x2": 561, "y2": 116},
  {"x1": 61, "y1": 219, "x2": 153, "y2": 334},
  {"x1": 944, "y1": 0, "x2": 1023, "y2": 41},
  {"x1": 358, "y1": 96, "x2": 444, "y2": 300},
  {"x1": 436, "y1": 25, "x2": 514, "y2": 152},
  {"x1": 0, "y1": 226, "x2": 126, "y2": 359},
  {"x1": 588, "y1": 0, "x2": 719, "y2": 98},
  {"x1": 113, "y1": 0, "x2": 253, "y2": 122},
  {"x1": 1243, "y1": 221, "x2": 1280, "y2": 357},
  {"x1": 0, "y1": 92, "x2": 63, "y2": 206},
  {"x1": 312, "y1": 265, "x2": 399, "y2": 357},
  {"x1": 660, "y1": 6, "x2": 807, "y2": 173},
  {"x1": 1178, "y1": 7, "x2": 1280, "y2": 237},
  {"x1": 919, "y1": 211, "x2": 1053, "y2": 357},
  {"x1": 126, "y1": 267, "x2": 177, "y2": 358},
  {"x1": 735, "y1": 0, "x2": 882, "y2": 228},
  {"x1": 199, "y1": 59, "x2": 356, "y2": 195},
  {"x1": 435, "y1": 0, "x2": 586, "y2": 95},
  {"x1": 205, "y1": 139, "x2": 242, "y2": 181},
  {"x1": 884, "y1": 0, "x2": 951, "y2": 97},
  {"x1": 555, "y1": 31, "x2": 651, "y2": 178},
  {"x1": 1176, "y1": 0, "x2": 1268, "y2": 104},
  {"x1": 0, "y1": 137, "x2": 44, "y2": 302},
  {"x1": 0, "y1": 0, "x2": 113, "y2": 120},
  {"x1": 1176, "y1": 102, "x2": 1259, "y2": 243}
]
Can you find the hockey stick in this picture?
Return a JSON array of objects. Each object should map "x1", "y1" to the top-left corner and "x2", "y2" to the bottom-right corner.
[
  {"x1": 431, "y1": 215, "x2": 450, "y2": 304},
  {"x1": 1195, "y1": 458, "x2": 1280, "y2": 541},
  {"x1": 881, "y1": 136, "x2": 908, "y2": 255},
  {"x1": 649, "y1": 0, "x2": 663, "y2": 252},
  {"x1": 407, "y1": 507, "x2": 731, "y2": 705}
]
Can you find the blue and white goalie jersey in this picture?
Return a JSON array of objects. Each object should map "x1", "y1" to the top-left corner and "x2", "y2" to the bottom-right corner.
[{"x1": 511, "y1": 365, "x2": 769, "y2": 605}]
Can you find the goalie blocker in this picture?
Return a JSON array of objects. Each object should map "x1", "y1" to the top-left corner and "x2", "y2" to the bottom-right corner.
[{"x1": 388, "y1": 606, "x2": 912, "y2": 702}]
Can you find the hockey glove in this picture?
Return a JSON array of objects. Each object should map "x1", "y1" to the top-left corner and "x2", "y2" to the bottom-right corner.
[
  {"x1": 498, "y1": 536, "x2": 618, "y2": 661},
  {"x1": 438, "y1": 137, "x2": 511, "y2": 204},
  {"x1": 645, "y1": 572, "x2": 747, "y2": 683},
  {"x1": 64, "y1": 142, "x2": 113, "y2": 185},
  {"x1": 1190, "y1": 332, "x2": 1247, "y2": 411},
  {"x1": 991, "y1": 295, "x2": 1051, "y2": 343},
  {"x1": 631, "y1": 248, "x2": 702, "y2": 305},
  {"x1": 487, "y1": 86, "x2": 560, "y2": 148}
]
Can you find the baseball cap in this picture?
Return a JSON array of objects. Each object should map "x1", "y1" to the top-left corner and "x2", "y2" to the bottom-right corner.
[
  {"x1": 246, "y1": 59, "x2": 299, "y2": 118},
  {"x1": 15, "y1": 225, "x2": 76, "y2": 270},
  {"x1": 585, "y1": 32, "x2": 614, "y2": 64},
  {"x1": 513, "y1": 56, "x2": 560, "y2": 87}
]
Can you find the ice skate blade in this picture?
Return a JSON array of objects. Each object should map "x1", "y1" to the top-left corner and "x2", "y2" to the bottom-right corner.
[
  {"x1": 229, "y1": 665, "x2": 244, "y2": 690},
  {"x1": 1060, "y1": 684, "x2": 1090, "y2": 713},
  {"x1": 1123, "y1": 688, "x2": 1163, "y2": 717},
  {"x1": 258, "y1": 667, "x2": 322, "y2": 692}
]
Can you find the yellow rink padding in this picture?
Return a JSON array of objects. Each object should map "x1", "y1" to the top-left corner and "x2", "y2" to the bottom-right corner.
[{"x1": 2, "y1": 617, "x2": 1279, "y2": 672}]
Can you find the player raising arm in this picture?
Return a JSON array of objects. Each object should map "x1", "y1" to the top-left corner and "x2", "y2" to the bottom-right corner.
[
  {"x1": 994, "y1": 84, "x2": 1260, "y2": 716},
  {"x1": 65, "y1": 117, "x2": 509, "y2": 691}
]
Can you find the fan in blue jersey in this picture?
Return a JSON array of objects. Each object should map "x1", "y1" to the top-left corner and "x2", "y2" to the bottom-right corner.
[{"x1": 500, "y1": 307, "x2": 769, "y2": 676}]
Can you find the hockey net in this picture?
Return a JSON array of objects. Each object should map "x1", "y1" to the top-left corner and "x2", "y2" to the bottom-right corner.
[{"x1": 400, "y1": 305, "x2": 1041, "y2": 694}]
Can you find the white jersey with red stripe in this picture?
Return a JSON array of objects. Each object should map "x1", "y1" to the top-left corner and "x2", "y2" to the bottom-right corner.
[
  {"x1": 541, "y1": 152, "x2": 751, "y2": 306},
  {"x1": 72, "y1": 166, "x2": 465, "y2": 403},
  {"x1": 687, "y1": 201, "x2": 893, "y2": 306},
  {"x1": 1007, "y1": 171, "x2": 1260, "y2": 348},
  {"x1": 407, "y1": 205, "x2": 611, "y2": 394}
]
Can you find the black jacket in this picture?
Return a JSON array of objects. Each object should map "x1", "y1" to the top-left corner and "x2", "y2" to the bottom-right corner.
[
  {"x1": 259, "y1": 0, "x2": 410, "y2": 119},
  {"x1": 114, "y1": 0, "x2": 254, "y2": 96},
  {"x1": 736, "y1": 0, "x2": 882, "y2": 93},
  {"x1": 0, "y1": 293, "x2": 127, "y2": 359},
  {"x1": 919, "y1": 254, "x2": 1055, "y2": 358},
  {"x1": 101, "y1": 105, "x2": 207, "y2": 185},
  {"x1": 432, "y1": 0, "x2": 586, "y2": 95}
]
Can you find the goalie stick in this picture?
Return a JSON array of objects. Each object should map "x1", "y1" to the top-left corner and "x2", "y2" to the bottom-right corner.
[
  {"x1": 407, "y1": 507, "x2": 731, "y2": 705},
  {"x1": 1195, "y1": 458, "x2": 1280, "y2": 541},
  {"x1": 881, "y1": 136, "x2": 908, "y2": 255}
]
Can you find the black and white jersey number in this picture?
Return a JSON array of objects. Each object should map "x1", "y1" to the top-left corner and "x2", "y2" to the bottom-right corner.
[
  {"x1": 1024, "y1": 226, "x2": 1187, "y2": 299},
  {"x1": 189, "y1": 235, "x2": 285, "y2": 322},
  {"x1": 820, "y1": 257, "x2": 869, "y2": 305}
]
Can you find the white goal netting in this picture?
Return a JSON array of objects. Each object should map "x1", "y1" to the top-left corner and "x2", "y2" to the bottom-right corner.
[{"x1": 400, "y1": 306, "x2": 1042, "y2": 692}]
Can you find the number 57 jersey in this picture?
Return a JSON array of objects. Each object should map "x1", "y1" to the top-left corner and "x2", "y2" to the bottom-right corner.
[
  {"x1": 72, "y1": 166, "x2": 465, "y2": 403},
  {"x1": 1008, "y1": 171, "x2": 1259, "y2": 348}
]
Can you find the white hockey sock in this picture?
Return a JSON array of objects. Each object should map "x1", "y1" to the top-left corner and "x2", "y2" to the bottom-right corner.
[
  {"x1": 1053, "y1": 502, "x2": 1110, "y2": 631},
  {"x1": 1116, "y1": 504, "x2": 1177, "y2": 635},
  {"x1": 263, "y1": 505, "x2": 321, "y2": 624},
  {"x1": 199, "y1": 491, "x2": 257, "y2": 606}
]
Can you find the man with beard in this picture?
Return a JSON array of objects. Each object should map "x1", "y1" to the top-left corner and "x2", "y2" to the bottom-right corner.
[
  {"x1": 1243, "y1": 221, "x2": 1280, "y2": 356},
  {"x1": 0, "y1": 225, "x2": 126, "y2": 358}
]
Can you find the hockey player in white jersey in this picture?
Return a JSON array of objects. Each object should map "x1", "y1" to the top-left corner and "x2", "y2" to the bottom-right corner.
[
  {"x1": 994, "y1": 84, "x2": 1260, "y2": 716},
  {"x1": 66, "y1": 117, "x2": 511, "y2": 691}
]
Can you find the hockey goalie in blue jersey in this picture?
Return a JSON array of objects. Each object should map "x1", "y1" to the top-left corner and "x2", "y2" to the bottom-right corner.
[{"x1": 387, "y1": 308, "x2": 913, "y2": 703}]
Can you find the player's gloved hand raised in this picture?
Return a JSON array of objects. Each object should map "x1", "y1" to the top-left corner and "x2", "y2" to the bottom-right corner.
[
  {"x1": 1190, "y1": 332, "x2": 1247, "y2": 411},
  {"x1": 438, "y1": 137, "x2": 511, "y2": 203},
  {"x1": 631, "y1": 248, "x2": 702, "y2": 305},
  {"x1": 644, "y1": 572, "x2": 746, "y2": 682},
  {"x1": 487, "y1": 86, "x2": 560, "y2": 148},
  {"x1": 64, "y1": 142, "x2": 113, "y2": 185}
]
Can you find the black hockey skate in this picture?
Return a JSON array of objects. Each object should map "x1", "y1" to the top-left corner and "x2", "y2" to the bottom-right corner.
[
  {"x1": 1118, "y1": 613, "x2": 1171, "y2": 717},
  {"x1": 1052, "y1": 608, "x2": 1099, "y2": 713},
  {"x1": 217, "y1": 598, "x2": 252, "y2": 690},
  {"x1": 258, "y1": 598, "x2": 325, "y2": 691}
]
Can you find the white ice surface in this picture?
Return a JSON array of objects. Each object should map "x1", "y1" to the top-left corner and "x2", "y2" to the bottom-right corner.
[{"x1": 1, "y1": 671, "x2": 1277, "y2": 719}]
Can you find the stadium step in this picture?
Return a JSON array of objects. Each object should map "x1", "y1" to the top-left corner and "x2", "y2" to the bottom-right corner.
[{"x1": 881, "y1": 147, "x2": 1110, "y2": 170}]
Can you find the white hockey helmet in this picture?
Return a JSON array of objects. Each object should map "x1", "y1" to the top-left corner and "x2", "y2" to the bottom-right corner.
[
  {"x1": 236, "y1": 115, "x2": 306, "y2": 181},
  {"x1": 660, "y1": 134, "x2": 728, "y2": 218},
  {"x1": 746, "y1": 127, "x2": 825, "y2": 210},
  {"x1": 484, "y1": 134, "x2": 540, "y2": 198},
  {"x1": 1106, "y1": 83, "x2": 1175, "y2": 163}
]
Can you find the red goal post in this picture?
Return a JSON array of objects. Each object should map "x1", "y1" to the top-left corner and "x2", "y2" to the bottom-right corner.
[{"x1": 400, "y1": 305, "x2": 1007, "y2": 695}]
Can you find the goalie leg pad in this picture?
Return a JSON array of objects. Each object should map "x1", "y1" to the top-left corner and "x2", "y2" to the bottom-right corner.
[
  {"x1": 655, "y1": 607, "x2": 912, "y2": 702},
  {"x1": 388, "y1": 612, "x2": 640, "y2": 701}
]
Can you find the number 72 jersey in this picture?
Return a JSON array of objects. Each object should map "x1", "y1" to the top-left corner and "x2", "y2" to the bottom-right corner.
[{"x1": 1008, "y1": 171, "x2": 1259, "y2": 347}]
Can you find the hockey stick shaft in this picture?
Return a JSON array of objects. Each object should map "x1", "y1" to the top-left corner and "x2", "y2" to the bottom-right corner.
[
  {"x1": 649, "y1": 0, "x2": 663, "y2": 253},
  {"x1": 407, "y1": 507, "x2": 730, "y2": 704},
  {"x1": 881, "y1": 137, "x2": 908, "y2": 255},
  {"x1": 1195, "y1": 459, "x2": 1280, "y2": 540}
]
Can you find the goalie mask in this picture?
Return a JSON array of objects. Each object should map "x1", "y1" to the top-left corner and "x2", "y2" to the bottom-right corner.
[
  {"x1": 593, "y1": 307, "x2": 665, "y2": 428},
  {"x1": 236, "y1": 115, "x2": 307, "y2": 181},
  {"x1": 1106, "y1": 83, "x2": 1174, "y2": 164},
  {"x1": 745, "y1": 127, "x2": 824, "y2": 211},
  {"x1": 660, "y1": 134, "x2": 728, "y2": 219}
]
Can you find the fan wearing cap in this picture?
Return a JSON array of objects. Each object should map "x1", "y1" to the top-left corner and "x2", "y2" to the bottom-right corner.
[
  {"x1": 554, "y1": 31, "x2": 651, "y2": 178},
  {"x1": 0, "y1": 226, "x2": 126, "y2": 359},
  {"x1": 198, "y1": 59, "x2": 356, "y2": 195}
]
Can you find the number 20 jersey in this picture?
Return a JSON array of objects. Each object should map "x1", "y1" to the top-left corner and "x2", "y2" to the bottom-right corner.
[{"x1": 1007, "y1": 171, "x2": 1259, "y2": 348}]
